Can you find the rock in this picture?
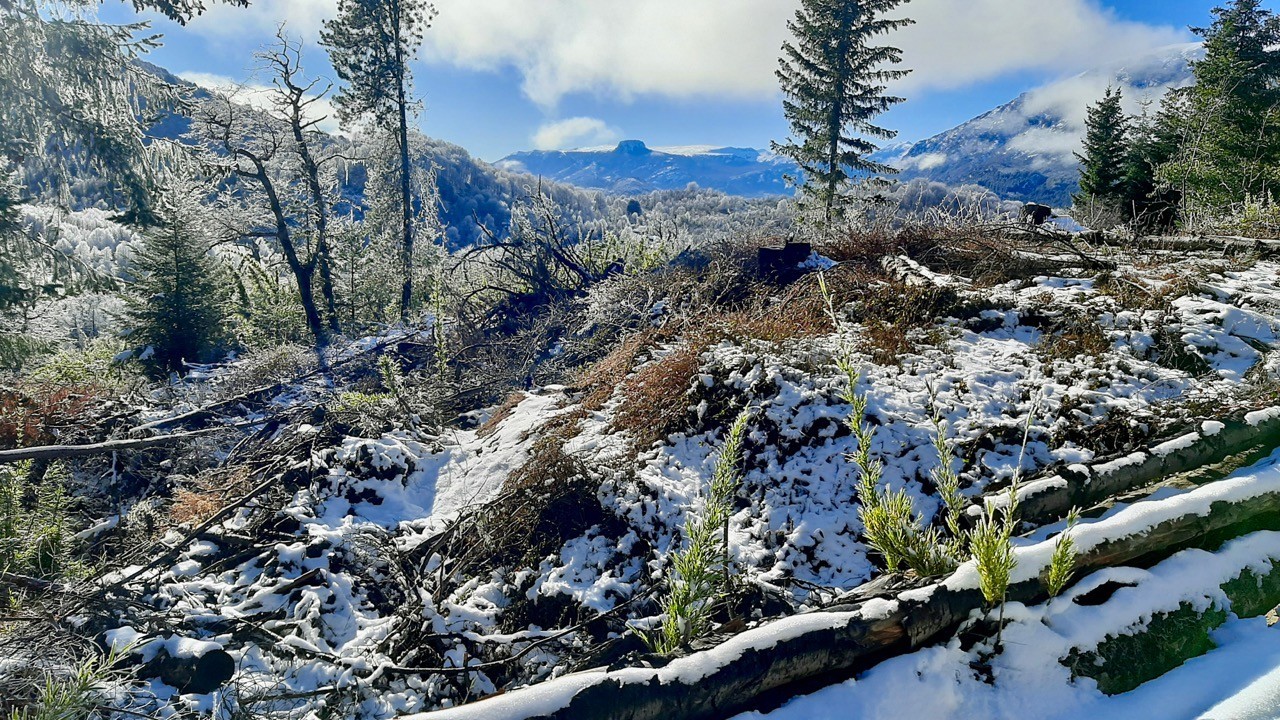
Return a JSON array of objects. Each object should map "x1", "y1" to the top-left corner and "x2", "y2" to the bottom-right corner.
[
  {"x1": 1021, "y1": 203, "x2": 1054, "y2": 226},
  {"x1": 758, "y1": 242, "x2": 813, "y2": 282},
  {"x1": 128, "y1": 636, "x2": 236, "y2": 695}
]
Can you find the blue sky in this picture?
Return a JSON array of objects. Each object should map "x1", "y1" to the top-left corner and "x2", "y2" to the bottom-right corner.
[{"x1": 99, "y1": 0, "x2": 1258, "y2": 162}]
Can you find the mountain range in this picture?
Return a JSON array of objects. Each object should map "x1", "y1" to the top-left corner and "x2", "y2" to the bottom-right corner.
[
  {"x1": 499, "y1": 43, "x2": 1203, "y2": 207},
  {"x1": 497, "y1": 140, "x2": 795, "y2": 198}
]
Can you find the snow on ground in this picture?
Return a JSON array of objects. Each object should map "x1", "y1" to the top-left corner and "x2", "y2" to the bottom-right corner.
[
  {"x1": 98, "y1": 257, "x2": 1280, "y2": 716},
  {"x1": 735, "y1": 528, "x2": 1280, "y2": 720}
]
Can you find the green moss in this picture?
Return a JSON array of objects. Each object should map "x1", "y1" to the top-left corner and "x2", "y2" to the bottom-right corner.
[
  {"x1": 1221, "y1": 562, "x2": 1280, "y2": 619},
  {"x1": 1063, "y1": 603, "x2": 1228, "y2": 695},
  {"x1": 1061, "y1": 558, "x2": 1280, "y2": 696}
]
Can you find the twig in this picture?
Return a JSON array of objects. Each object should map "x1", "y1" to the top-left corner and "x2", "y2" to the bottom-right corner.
[{"x1": 381, "y1": 586, "x2": 657, "y2": 676}]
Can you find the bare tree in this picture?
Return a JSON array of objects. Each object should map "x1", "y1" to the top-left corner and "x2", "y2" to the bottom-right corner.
[
  {"x1": 189, "y1": 73, "x2": 336, "y2": 360},
  {"x1": 259, "y1": 29, "x2": 343, "y2": 335}
]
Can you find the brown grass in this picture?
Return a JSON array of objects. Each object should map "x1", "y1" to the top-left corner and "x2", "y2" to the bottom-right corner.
[
  {"x1": 0, "y1": 381, "x2": 107, "y2": 450},
  {"x1": 169, "y1": 468, "x2": 256, "y2": 527},
  {"x1": 613, "y1": 342, "x2": 705, "y2": 448},
  {"x1": 170, "y1": 489, "x2": 226, "y2": 527}
]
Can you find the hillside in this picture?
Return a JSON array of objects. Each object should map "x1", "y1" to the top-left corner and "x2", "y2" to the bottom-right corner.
[
  {"x1": 8, "y1": 227, "x2": 1278, "y2": 718},
  {"x1": 879, "y1": 43, "x2": 1203, "y2": 206}
]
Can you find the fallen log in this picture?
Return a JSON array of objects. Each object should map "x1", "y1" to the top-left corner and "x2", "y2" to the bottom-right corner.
[
  {"x1": 0, "y1": 425, "x2": 248, "y2": 465},
  {"x1": 984, "y1": 406, "x2": 1280, "y2": 526},
  {"x1": 407, "y1": 450, "x2": 1280, "y2": 720},
  {"x1": 1090, "y1": 232, "x2": 1280, "y2": 256},
  {"x1": 130, "y1": 329, "x2": 423, "y2": 436}
]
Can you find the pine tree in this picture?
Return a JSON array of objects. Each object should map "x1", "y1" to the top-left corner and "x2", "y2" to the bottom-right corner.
[
  {"x1": 0, "y1": 0, "x2": 248, "y2": 352},
  {"x1": 1, "y1": 0, "x2": 247, "y2": 227},
  {"x1": 1158, "y1": 0, "x2": 1280, "y2": 219},
  {"x1": 1123, "y1": 96, "x2": 1184, "y2": 232},
  {"x1": 773, "y1": 0, "x2": 913, "y2": 229},
  {"x1": 1073, "y1": 87, "x2": 1129, "y2": 213},
  {"x1": 321, "y1": 0, "x2": 436, "y2": 323},
  {"x1": 124, "y1": 190, "x2": 229, "y2": 373}
]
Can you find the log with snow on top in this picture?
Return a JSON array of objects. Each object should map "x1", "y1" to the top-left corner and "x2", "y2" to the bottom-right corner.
[
  {"x1": 985, "y1": 407, "x2": 1280, "y2": 526},
  {"x1": 405, "y1": 448, "x2": 1280, "y2": 720}
]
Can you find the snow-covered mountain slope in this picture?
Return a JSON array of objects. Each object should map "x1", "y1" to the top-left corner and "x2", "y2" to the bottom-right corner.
[
  {"x1": 878, "y1": 43, "x2": 1203, "y2": 207},
  {"x1": 92, "y1": 250, "x2": 1280, "y2": 716},
  {"x1": 497, "y1": 140, "x2": 799, "y2": 198},
  {"x1": 498, "y1": 45, "x2": 1198, "y2": 205}
]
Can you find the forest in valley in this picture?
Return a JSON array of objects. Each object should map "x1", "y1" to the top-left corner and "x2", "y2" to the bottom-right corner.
[{"x1": 3, "y1": 1, "x2": 1280, "y2": 719}]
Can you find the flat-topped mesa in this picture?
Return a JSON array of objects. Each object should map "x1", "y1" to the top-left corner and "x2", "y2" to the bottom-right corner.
[{"x1": 613, "y1": 139, "x2": 652, "y2": 156}]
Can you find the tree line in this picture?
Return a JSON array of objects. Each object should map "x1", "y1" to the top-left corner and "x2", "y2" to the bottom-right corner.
[{"x1": 1074, "y1": 0, "x2": 1280, "y2": 234}]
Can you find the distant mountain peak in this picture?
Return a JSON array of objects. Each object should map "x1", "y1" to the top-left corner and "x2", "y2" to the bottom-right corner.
[
  {"x1": 879, "y1": 42, "x2": 1203, "y2": 206},
  {"x1": 613, "y1": 140, "x2": 652, "y2": 155},
  {"x1": 498, "y1": 140, "x2": 796, "y2": 198}
]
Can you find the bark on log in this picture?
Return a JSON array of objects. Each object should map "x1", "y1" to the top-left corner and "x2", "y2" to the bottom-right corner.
[
  {"x1": 0, "y1": 426, "x2": 244, "y2": 465},
  {"x1": 409, "y1": 456, "x2": 1280, "y2": 720},
  {"x1": 986, "y1": 407, "x2": 1280, "y2": 526},
  {"x1": 1090, "y1": 233, "x2": 1280, "y2": 256}
]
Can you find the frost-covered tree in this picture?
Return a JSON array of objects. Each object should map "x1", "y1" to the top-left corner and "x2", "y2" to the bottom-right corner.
[
  {"x1": 189, "y1": 33, "x2": 349, "y2": 357},
  {"x1": 124, "y1": 185, "x2": 229, "y2": 373},
  {"x1": 0, "y1": 0, "x2": 245, "y2": 360},
  {"x1": 321, "y1": 0, "x2": 436, "y2": 322},
  {"x1": 773, "y1": 0, "x2": 913, "y2": 228},
  {"x1": 0, "y1": 0, "x2": 249, "y2": 227},
  {"x1": 1073, "y1": 87, "x2": 1129, "y2": 214}
]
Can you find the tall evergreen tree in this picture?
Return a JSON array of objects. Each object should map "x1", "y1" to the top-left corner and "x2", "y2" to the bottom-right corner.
[
  {"x1": 1073, "y1": 87, "x2": 1129, "y2": 212},
  {"x1": 124, "y1": 189, "x2": 229, "y2": 373},
  {"x1": 1123, "y1": 96, "x2": 1184, "y2": 232},
  {"x1": 1158, "y1": 0, "x2": 1280, "y2": 217},
  {"x1": 773, "y1": 0, "x2": 913, "y2": 228},
  {"x1": 321, "y1": 0, "x2": 436, "y2": 323}
]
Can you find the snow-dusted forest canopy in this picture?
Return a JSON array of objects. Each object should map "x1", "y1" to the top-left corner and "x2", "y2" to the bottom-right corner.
[{"x1": 3, "y1": 1, "x2": 1280, "y2": 720}]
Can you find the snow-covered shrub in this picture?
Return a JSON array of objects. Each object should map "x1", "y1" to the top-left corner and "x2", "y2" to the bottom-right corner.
[{"x1": 1216, "y1": 194, "x2": 1280, "y2": 239}]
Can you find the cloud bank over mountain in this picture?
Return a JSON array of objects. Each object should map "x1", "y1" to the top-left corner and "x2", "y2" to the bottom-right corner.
[{"x1": 183, "y1": 0, "x2": 1190, "y2": 107}]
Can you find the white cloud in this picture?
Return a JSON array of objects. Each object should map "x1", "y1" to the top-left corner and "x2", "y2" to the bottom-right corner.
[
  {"x1": 189, "y1": 0, "x2": 337, "y2": 40},
  {"x1": 906, "y1": 152, "x2": 949, "y2": 171},
  {"x1": 181, "y1": 0, "x2": 1190, "y2": 108},
  {"x1": 177, "y1": 71, "x2": 343, "y2": 135},
  {"x1": 1001, "y1": 43, "x2": 1200, "y2": 161},
  {"x1": 531, "y1": 117, "x2": 621, "y2": 150}
]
